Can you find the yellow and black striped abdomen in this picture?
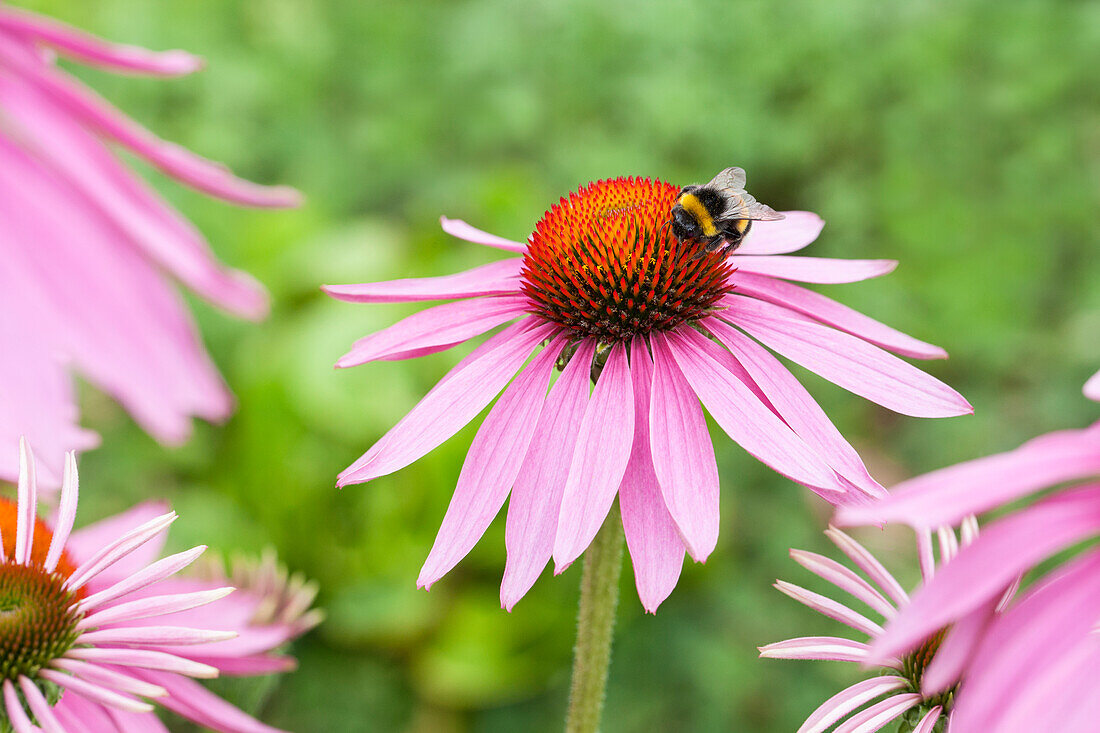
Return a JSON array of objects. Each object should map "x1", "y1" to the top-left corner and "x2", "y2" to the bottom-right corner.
[{"x1": 677, "y1": 193, "x2": 719, "y2": 237}]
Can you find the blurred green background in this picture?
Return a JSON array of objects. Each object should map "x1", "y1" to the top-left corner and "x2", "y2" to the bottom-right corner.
[{"x1": 17, "y1": 0, "x2": 1100, "y2": 730}]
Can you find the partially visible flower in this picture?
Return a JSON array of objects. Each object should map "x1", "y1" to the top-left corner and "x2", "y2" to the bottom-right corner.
[
  {"x1": 1085, "y1": 369, "x2": 1100, "y2": 401},
  {"x1": 0, "y1": 5, "x2": 300, "y2": 488},
  {"x1": 837, "y1": 387, "x2": 1100, "y2": 731},
  {"x1": 326, "y1": 176, "x2": 970, "y2": 611},
  {"x1": 760, "y1": 521, "x2": 994, "y2": 732}
]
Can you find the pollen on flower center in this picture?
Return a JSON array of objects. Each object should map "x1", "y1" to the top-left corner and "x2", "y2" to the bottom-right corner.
[{"x1": 521, "y1": 177, "x2": 735, "y2": 341}]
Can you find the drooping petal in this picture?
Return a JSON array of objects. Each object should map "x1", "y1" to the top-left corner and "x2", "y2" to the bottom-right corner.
[
  {"x1": 135, "y1": 670, "x2": 286, "y2": 733},
  {"x1": 757, "y1": 637, "x2": 874, "y2": 663},
  {"x1": 655, "y1": 328, "x2": 844, "y2": 495},
  {"x1": 735, "y1": 212, "x2": 824, "y2": 256},
  {"x1": 870, "y1": 484, "x2": 1100, "y2": 662},
  {"x1": 774, "y1": 581, "x2": 882, "y2": 636},
  {"x1": 440, "y1": 217, "x2": 527, "y2": 253},
  {"x1": 335, "y1": 294, "x2": 528, "y2": 367},
  {"x1": 794, "y1": 676, "x2": 908, "y2": 733},
  {"x1": 706, "y1": 318, "x2": 883, "y2": 498},
  {"x1": 417, "y1": 336, "x2": 562, "y2": 588},
  {"x1": 338, "y1": 318, "x2": 555, "y2": 486},
  {"x1": 500, "y1": 342, "x2": 594, "y2": 610},
  {"x1": 553, "y1": 343, "x2": 635, "y2": 571},
  {"x1": 832, "y1": 693, "x2": 922, "y2": 733},
  {"x1": 648, "y1": 331, "x2": 720, "y2": 560},
  {"x1": 732, "y1": 256, "x2": 897, "y2": 284},
  {"x1": 836, "y1": 425, "x2": 1100, "y2": 528},
  {"x1": 323, "y1": 258, "x2": 524, "y2": 304},
  {"x1": 727, "y1": 275, "x2": 947, "y2": 359},
  {"x1": 619, "y1": 339, "x2": 685, "y2": 613},
  {"x1": 725, "y1": 296, "x2": 971, "y2": 418}
]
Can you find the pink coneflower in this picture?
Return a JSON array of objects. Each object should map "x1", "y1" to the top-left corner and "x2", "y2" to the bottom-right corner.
[
  {"x1": 760, "y1": 521, "x2": 993, "y2": 732},
  {"x1": 0, "y1": 4, "x2": 300, "y2": 487},
  {"x1": 837, "y1": 387, "x2": 1100, "y2": 731},
  {"x1": 326, "y1": 176, "x2": 970, "y2": 611}
]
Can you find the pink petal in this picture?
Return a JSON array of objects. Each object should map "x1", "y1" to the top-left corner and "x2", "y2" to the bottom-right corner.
[
  {"x1": 727, "y1": 275, "x2": 947, "y2": 359},
  {"x1": 336, "y1": 294, "x2": 527, "y2": 367},
  {"x1": 15, "y1": 437, "x2": 37, "y2": 565},
  {"x1": 910, "y1": 707, "x2": 942, "y2": 733},
  {"x1": 77, "y1": 626, "x2": 236, "y2": 646},
  {"x1": 706, "y1": 318, "x2": 883, "y2": 498},
  {"x1": 39, "y1": 670, "x2": 153, "y2": 713},
  {"x1": 824, "y1": 527, "x2": 909, "y2": 607},
  {"x1": 870, "y1": 485, "x2": 1100, "y2": 662},
  {"x1": 619, "y1": 339, "x2": 685, "y2": 612},
  {"x1": 735, "y1": 211, "x2": 824, "y2": 255},
  {"x1": 788, "y1": 549, "x2": 897, "y2": 619},
  {"x1": 49, "y1": 660, "x2": 165, "y2": 700},
  {"x1": 323, "y1": 258, "x2": 523, "y2": 304},
  {"x1": 417, "y1": 336, "x2": 562, "y2": 588},
  {"x1": 45, "y1": 452, "x2": 79, "y2": 572},
  {"x1": 66, "y1": 512, "x2": 177, "y2": 591},
  {"x1": 0, "y1": 38, "x2": 300, "y2": 207},
  {"x1": 77, "y1": 588, "x2": 234, "y2": 631},
  {"x1": 3, "y1": 680, "x2": 35, "y2": 733},
  {"x1": 732, "y1": 256, "x2": 897, "y2": 284},
  {"x1": 78, "y1": 546, "x2": 208, "y2": 614},
  {"x1": 648, "y1": 331, "x2": 720, "y2": 560},
  {"x1": 66, "y1": 501, "x2": 170, "y2": 579},
  {"x1": 832, "y1": 693, "x2": 922, "y2": 733},
  {"x1": 338, "y1": 318, "x2": 555, "y2": 486},
  {"x1": 726, "y1": 296, "x2": 971, "y2": 418},
  {"x1": 440, "y1": 217, "x2": 527, "y2": 253},
  {"x1": 774, "y1": 580, "x2": 882, "y2": 636},
  {"x1": 836, "y1": 425, "x2": 1100, "y2": 528},
  {"x1": 18, "y1": 675, "x2": 65, "y2": 733},
  {"x1": 553, "y1": 343, "x2": 635, "y2": 571},
  {"x1": 988, "y1": 636, "x2": 1100, "y2": 732},
  {"x1": 757, "y1": 636, "x2": 873, "y2": 663},
  {"x1": 137, "y1": 670, "x2": 286, "y2": 733},
  {"x1": 500, "y1": 342, "x2": 594, "y2": 610},
  {"x1": 1085, "y1": 369, "x2": 1100, "y2": 402},
  {"x1": 63, "y1": 648, "x2": 218, "y2": 679},
  {"x1": 0, "y1": 8, "x2": 202, "y2": 75},
  {"x1": 921, "y1": 598, "x2": 998, "y2": 695},
  {"x1": 795, "y1": 676, "x2": 908, "y2": 733},
  {"x1": 657, "y1": 328, "x2": 844, "y2": 494}
]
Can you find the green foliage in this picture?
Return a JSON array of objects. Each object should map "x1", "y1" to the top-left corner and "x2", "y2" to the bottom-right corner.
[{"x1": 17, "y1": 0, "x2": 1100, "y2": 730}]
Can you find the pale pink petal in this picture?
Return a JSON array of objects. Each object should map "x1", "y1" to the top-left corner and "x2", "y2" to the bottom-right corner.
[
  {"x1": 824, "y1": 527, "x2": 909, "y2": 607},
  {"x1": 39, "y1": 670, "x2": 153, "y2": 713},
  {"x1": 417, "y1": 336, "x2": 562, "y2": 588},
  {"x1": 49, "y1": 661, "x2": 165, "y2": 700},
  {"x1": 0, "y1": 38, "x2": 300, "y2": 207},
  {"x1": 66, "y1": 513, "x2": 178, "y2": 591},
  {"x1": 2, "y1": 680, "x2": 35, "y2": 733},
  {"x1": 1085, "y1": 369, "x2": 1100, "y2": 402},
  {"x1": 788, "y1": 549, "x2": 896, "y2": 619},
  {"x1": 916, "y1": 527, "x2": 935, "y2": 583},
  {"x1": 833, "y1": 693, "x2": 922, "y2": 733},
  {"x1": 657, "y1": 328, "x2": 844, "y2": 495},
  {"x1": 52, "y1": 694, "x2": 127, "y2": 733},
  {"x1": 990, "y1": 638, "x2": 1100, "y2": 733},
  {"x1": 774, "y1": 580, "x2": 882, "y2": 636},
  {"x1": 0, "y1": 8, "x2": 202, "y2": 75},
  {"x1": 726, "y1": 296, "x2": 971, "y2": 418},
  {"x1": 77, "y1": 547, "x2": 208, "y2": 614},
  {"x1": 910, "y1": 707, "x2": 942, "y2": 733},
  {"x1": 14, "y1": 437, "x2": 37, "y2": 564},
  {"x1": 45, "y1": 452, "x2": 78, "y2": 572},
  {"x1": 727, "y1": 275, "x2": 947, "y2": 359},
  {"x1": 440, "y1": 217, "x2": 527, "y2": 253},
  {"x1": 837, "y1": 425, "x2": 1100, "y2": 528},
  {"x1": 137, "y1": 670, "x2": 286, "y2": 733},
  {"x1": 66, "y1": 501, "x2": 170, "y2": 581},
  {"x1": 795, "y1": 676, "x2": 908, "y2": 733},
  {"x1": 338, "y1": 318, "x2": 556, "y2": 486},
  {"x1": 18, "y1": 675, "x2": 65, "y2": 733},
  {"x1": 187, "y1": 654, "x2": 295, "y2": 676},
  {"x1": 921, "y1": 598, "x2": 998, "y2": 695},
  {"x1": 735, "y1": 211, "x2": 824, "y2": 255},
  {"x1": 870, "y1": 485, "x2": 1100, "y2": 661},
  {"x1": 707, "y1": 318, "x2": 883, "y2": 498},
  {"x1": 648, "y1": 331, "x2": 720, "y2": 560},
  {"x1": 619, "y1": 339, "x2": 685, "y2": 613},
  {"x1": 77, "y1": 587, "x2": 234, "y2": 630},
  {"x1": 323, "y1": 259, "x2": 523, "y2": 304},
  {"x1": 501, "y1": 342, "x2": 594, "y2": 610},
  {"x1": 336, "y1": 294, "x2": 528, "y2": 367},
  {"x1": 77, "y1": 626, "x2": 236, "y2": 647},
  {"x1": 63, "y1": 648, "x2": 218, "y2": 679},
  {"x1": 757, "y1": 636, "x2": 873, "y2": 663},
  {"x1": 553, "y1": 343, "x2": 635, "y2": 571},
  {"x1": 732, "y1": 255, "x2": 897, "y2": 283}
]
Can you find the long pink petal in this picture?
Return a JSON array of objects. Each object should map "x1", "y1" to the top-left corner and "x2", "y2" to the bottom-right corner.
[
  {"x1": 837, "y1": 425, "x2": 1100, "y2": 528},
  {"x1": 336, "y1": 294, "x2": 527, "y2": 367},
  {"x1": 323, "y1": 259, "x2": 523, "y2": 304},
  {"x1": 63, "y1": 648, "x2": 218, "y2": 679},
  {"x1": 758, "y1": 636, "x2": 873, "y2": 663},
  {"x1": 77, "y1": 587, "x2": 234, "y2": 630},
  {"x1": 500, "y1": 342, "x2": 594, "y2": 610},
  {"x1": 66, "y1": 501, "x2": 170, "y2": 580},
  {"x1": 66, "y1": 513, "x2": 177, "y2": 591},
  {"x1": 726, "y1": 275, "x2": 947, "y2": 359},
  {"x1": 0, "y1": 37, "x2": 300, "y2": 207},
  {"x1": 732, "y1": 256, "x2": 897, "y2": 283},
  {"x1": 735, "y1": 212, "x2": 824, "y2": 255},
  {"x1": 39, "y1": 670, "x2": 153, "y2": 713},
  {"x1": 986, "y1": 637, "x2": 1100, "y2": 732},
  {"x1": 726, "y1": 296, "x2": 971, "y2": 418},
  {"x1": 648, "y1": 332, "x2": 720, "y2": 560},
  {"x1": 774, "y1": 580, "x2": 882, "y2": 636},
  {"x1": 18, "y1": 675, "x2": 65, "y2": 733},
  {"x1": 77, "y1": 546, "x2": 208, "y2": 614},
  {"x1": 824, "y1": 527, "x2": 910, "y2": 607},
  {"x1": 137, "y1": 670, "x2": 287, "y2": 733},
  {"x1": 14, "y1": 437, "x2": 37, "y2": 565},
  {"x1": 619, "y1": 339, "x2": 685, "y2": 612},
  {"x1": 795, "y1": 676, "x2": 908, "y2": 733},
  {"x1": 338, "y1": 318, "x2": 555, "y2": 486},
  {"x1": 1085, "y1": 369, "x2": 1100, "y2": 402},
  {"x1": 910, "y1": 707, "x2": 942, "y2": 733},
  {"x1": 788, "y1": 549, "x2": 896, "y2": 619},
  {"x1": 553, "y1": 343, "x2": 635, "y2": 571},
  {"x1": 707, "y1": 318, "x2": 883, "y2": 498},
  {"x1": 49, "y1": 660, "x2": 165, "y2": 700},
  {"x1": 417, "y1": 336, "x2": 562, "y2": 588},
  {"x1": 921, "y1": 598, "x2": 998, "y2": 695},
  {"x1": 77, "y1": 626, "x2": 236, "y2": 646},
  {"x1": 832, "y1": 693, "x2": 922, "y2": 733},
  {"x1": 45, "y1": 452, "x2": 78, "y2": 572},
  {"x1": 440, "y1": 217, "x2": 526, "y2": 253},
  {"x1": 870, "y1": 485, "x2": 1100, "y2": 661},
  {"x1": 0, "y1": 8, "x2": 202, "y2": 75},
  {"x1": 2, "y1": 680, "x2": 35, "y2": 733},
  {"x1": 657, "y1": 328, "x2": 844, "y2": 494}
]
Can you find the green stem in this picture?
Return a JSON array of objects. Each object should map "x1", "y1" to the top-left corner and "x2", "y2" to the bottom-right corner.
[{"x1": 564, "y1": 506, "x2": 625, "y2": 733}]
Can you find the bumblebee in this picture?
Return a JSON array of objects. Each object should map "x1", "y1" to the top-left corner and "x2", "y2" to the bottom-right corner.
[{"x1": 668, "y1": 167, "x2": 784, "y2": 257}]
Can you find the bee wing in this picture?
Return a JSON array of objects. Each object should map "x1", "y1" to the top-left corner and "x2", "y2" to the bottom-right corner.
[
  {"x1": 722, "y1": 190, "x2": 785, "y2": 221},
  {"x1": 704, "y1": 166, "x2": 747, "y2": 191}
]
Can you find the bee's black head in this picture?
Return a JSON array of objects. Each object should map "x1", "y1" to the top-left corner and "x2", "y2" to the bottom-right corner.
[{"x1": 670, "y1": 206, "x2": 699, "y2": 240}]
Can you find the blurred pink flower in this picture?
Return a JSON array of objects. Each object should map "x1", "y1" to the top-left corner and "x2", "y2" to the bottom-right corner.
[
  {"x1": 1085, "y1": 369, "x2": 1100, "y2": 401},
  {"x1": 760, "y1": 521, "x2": 995, "y2": 733},
  {"x1": 327, "y1": 176, "x2": 968, "y2": 611},
  {"x1": 837, "y1": 408, "x2": 1100, "y2": 731},
  {"x1": 0, "y1": 5, "x2": 300, "y2": 488}
]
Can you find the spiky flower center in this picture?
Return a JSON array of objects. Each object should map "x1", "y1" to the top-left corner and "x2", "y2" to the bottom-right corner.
[
  {"x1": 0, "y1": 499, "x2": 82, "y2": 685},
  {"x1": 521, "y1": 177, "x2": 734, "y2": 342}
]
